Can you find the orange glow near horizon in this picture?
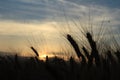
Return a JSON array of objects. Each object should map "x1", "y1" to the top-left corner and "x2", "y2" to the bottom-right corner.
[{"x1": 39, "y1": 53, "x2": 55, "y2": 61}]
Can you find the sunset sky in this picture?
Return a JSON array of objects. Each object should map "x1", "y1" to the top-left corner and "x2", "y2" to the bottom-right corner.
[{"x1": 0, "y1": 0, "x2": 120, "y2": 57}]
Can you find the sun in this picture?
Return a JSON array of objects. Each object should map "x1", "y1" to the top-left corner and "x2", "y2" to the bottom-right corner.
[
  {"x1": 38, "y1": 50, "x2": 53, "y2": 61},
  {"x1": 39, "y1": 54, "x2": 47, "y2": 58},
  {"x1": 38, "y1": 51, "x2": 47, "y2": 60}
]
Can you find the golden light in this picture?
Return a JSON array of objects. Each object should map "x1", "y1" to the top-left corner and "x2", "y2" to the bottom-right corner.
[
  {"x1": 40, "y1": 54, "x2": 47, "y2": 58},
  {"x1": 38, "y1": 51, "x2": 55, "y2": 61}
]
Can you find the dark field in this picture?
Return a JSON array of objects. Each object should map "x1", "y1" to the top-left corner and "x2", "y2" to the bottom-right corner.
[
  {"x1": 0, "y1": 52, "x2": 120, "y2": 80},
  {"x1": 0, "y1": 32, "x2": 120, "y2": 80}
]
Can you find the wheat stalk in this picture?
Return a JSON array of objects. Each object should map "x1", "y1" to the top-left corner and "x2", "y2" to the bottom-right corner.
[
  {"x1": 67, "y1": 34, "x2": 86, "y2": 63},
  {"x1": 86, "y1": 32, "x2": 100, "y2": 66},
  {"x1": 31, "y1": 46, "x2": 39, "y2": 57}
]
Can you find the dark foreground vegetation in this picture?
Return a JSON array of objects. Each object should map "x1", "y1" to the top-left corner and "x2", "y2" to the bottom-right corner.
[{"x1": 0, "y1": 32, "x2": 120, "y2": 80}]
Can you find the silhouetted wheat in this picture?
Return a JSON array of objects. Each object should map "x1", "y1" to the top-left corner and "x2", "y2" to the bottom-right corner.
[
  {"x1": 115, "y1": 51, "x2": 120, "y2": 63},
  {"x1": 82, "y1": 47, "x2": 89, "y2": 60},
  {"x1": 106, "y1": 50, "x2": 117, "y2": 64},
  {"x1": 30, "y1": 46, "x2": 39, "y2": 57},
  {"x1": 14, "y1": 54, "x2": 20, "y2": 69},
  {"x1": 86, "y1": 32, "x2": 100, "y2": 66},
  {"x1": 67, "y1": 34, "x2": 86, "y2": 63}
]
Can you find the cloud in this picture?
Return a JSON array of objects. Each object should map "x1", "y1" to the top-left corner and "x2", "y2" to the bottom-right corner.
[
  {"x1": 0, "y1": 20, "x2": 59, "y2": 52},
  {"x1": 0, "y1": 21, "x2": 57, "y2": 36},
  {"x1": 65, "y1": 0, "x2": 120, "y2": 8},
  {"x1": 0, "y1": 0, "x2": 120, "y2": 36},
  {"x1": 0, "y1": 0, "x2": 55, "y2": 21},
  {"x1": 0, "y1": 0, "x2": 120, "y2": 38},
  {"x1": 0, "y1": 0, "x2": 119, "y2": 24},
  {"x1": 0, "y1": 0, "x2": 120, "y2": 54}
]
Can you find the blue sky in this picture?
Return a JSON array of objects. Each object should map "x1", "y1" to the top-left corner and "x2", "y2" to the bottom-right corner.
[
  {"x1": 0, "y1": 0, "x2": 120, "y2": 56},
  {"x1": 66, "y1": 0, "x2": 120, "y2": 8},
  {"x1": 0, "y1": 0, "x2": 119, "y2": 22},
  {"x1": 0, "y1": 0, "x2": 120, "y2": 23}
]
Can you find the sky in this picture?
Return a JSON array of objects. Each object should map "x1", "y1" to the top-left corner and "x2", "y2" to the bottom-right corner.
[{"x1": 0, "y1": 0, "x2": 120, "y2": 57}]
